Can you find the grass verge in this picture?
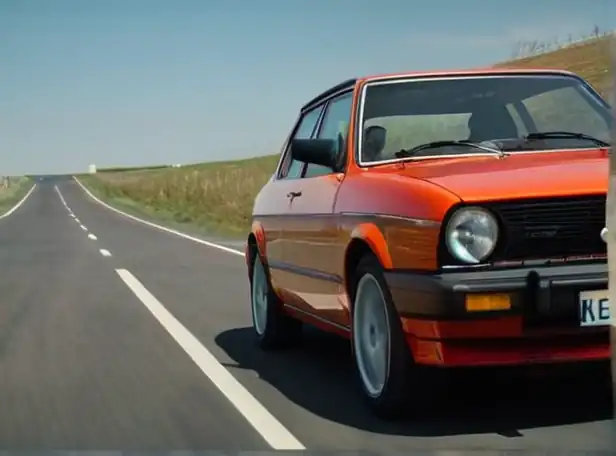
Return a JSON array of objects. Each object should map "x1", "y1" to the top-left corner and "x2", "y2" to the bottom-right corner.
[
  {"x1": 77, "y1": 153, "x2": 279, "y2": 239},
  {"x1": 0, "y1": 177, "x2": 34, "y2": 215},
  {"x1": 78, "y1": 34, "x2": 612, "y2": 237}
]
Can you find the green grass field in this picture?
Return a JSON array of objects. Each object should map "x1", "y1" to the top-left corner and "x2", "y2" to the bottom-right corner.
[{"x1": 79, "y1": 34, "x2": 613, "y2": 239}]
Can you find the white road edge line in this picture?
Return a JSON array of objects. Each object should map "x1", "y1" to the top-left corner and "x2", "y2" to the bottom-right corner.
[
  {"x1": 99, "y1": 249, "x2": 112, "y2": 257},
  {"x1": 75, "y1": 218, "x2": 80, "y2": 223},
  {"x1": 0, "y1": 184, "x2": 37, "y2": 220},
  {"x1": 88, "y1": 233, "x2": 97, "y2": 240},
  {"x1": 73, "y1": 177, "x2": 244, "y2": 257},
  {"x1": 115, "y1": 268, "x2": 305, "y2": 450}
]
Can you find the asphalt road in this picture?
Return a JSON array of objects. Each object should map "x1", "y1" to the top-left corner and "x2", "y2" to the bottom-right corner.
[{"x1": 0, "y1": 176, "x2": 613, "y2": 452}]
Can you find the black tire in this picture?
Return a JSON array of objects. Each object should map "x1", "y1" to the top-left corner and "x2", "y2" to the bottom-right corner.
[
  {"x1": 350, "y1": 253, "x2": 433, "y2": 420},
  {"x1": 250, "y1": 252, "x2": 302, "y2": 350}
]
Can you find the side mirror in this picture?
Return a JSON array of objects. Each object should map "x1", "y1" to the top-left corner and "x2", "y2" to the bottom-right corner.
[{"x1": 290, "y1": 139, "x2": 338, "y2": 170}]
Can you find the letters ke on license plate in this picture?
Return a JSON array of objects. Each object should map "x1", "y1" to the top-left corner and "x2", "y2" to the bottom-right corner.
[{"x1": 579, "y1": 289, "x2": 611, "y2": 327}]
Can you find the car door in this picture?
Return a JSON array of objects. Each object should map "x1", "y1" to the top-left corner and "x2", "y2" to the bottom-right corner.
[
  {"x1": 282, "y1": 92, "x2": 354, "y2": 328},
  {"x1": 255, "y1": 104, "x2": 325, "y2": 294}
]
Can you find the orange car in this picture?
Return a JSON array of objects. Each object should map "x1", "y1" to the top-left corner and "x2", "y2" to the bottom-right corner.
[{"x1": 245, "y1": 68, "x2": 612, "y2": 418}]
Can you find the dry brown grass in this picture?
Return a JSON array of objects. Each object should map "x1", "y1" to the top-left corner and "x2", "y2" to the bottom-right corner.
[
  {"x1": 81, "y1": 35, "x2": 613, "y2": 238},
  {"x1": 80, "y1": 155, "x2": 279, "y2": 237},
  {"x1": 495, "y1": 34, "x2": 613, "y2": 98}
]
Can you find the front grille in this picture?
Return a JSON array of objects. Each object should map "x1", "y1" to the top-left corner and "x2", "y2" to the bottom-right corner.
[{"x1": 486, "y1": 195, "x2": 606, "y2": 261}]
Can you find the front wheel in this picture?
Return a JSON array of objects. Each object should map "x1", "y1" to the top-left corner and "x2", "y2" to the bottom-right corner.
[
  {"x1": 250, "y1": 253, "x2": 302, "y2": 350},
  {"x1": 351, "y1": 254, "x2": 433, "y2": 419}
]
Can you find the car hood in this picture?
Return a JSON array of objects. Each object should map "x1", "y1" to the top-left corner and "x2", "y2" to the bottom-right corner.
[{"x1": 400, "y1": 149, "x2": 608, "y2": 202}]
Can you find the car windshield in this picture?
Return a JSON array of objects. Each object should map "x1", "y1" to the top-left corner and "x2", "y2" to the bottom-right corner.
[{"x1": 359, "y1": 74, "x2": 612, "y2": 164}]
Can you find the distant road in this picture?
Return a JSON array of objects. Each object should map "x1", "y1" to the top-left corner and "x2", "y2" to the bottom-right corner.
[{"x1": 0, "y1": 176, "x2": 611, "y2": 451}]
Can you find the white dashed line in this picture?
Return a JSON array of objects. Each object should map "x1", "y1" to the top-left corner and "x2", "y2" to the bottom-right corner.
[
  {"x1": 67, "y1": 176, "x2": 299, "y2": 449},
  {"x1": 72, "y1": 178, "x2": 304, "y2": 449},
  {"x1": 74, "y1": 177, "x2": 244, "y2": 256},
  {"x1": 1, "y1": 184, "x2": 37, "y2": 220},
  {"x1": 54, "y1": 185, "x2": 69, "y2": 208},
  {"x1": 115, "y1": 268, "x2": 304, "y2": 450},
  {"x1": 80, "y1": 225, "x2": 87, "y2": 231},
  {"x1": 87, "y1": 233, "x2": 97, "y2": 240}
]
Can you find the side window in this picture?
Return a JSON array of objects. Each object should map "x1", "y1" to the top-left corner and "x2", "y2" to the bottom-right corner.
[
  {"x1": 279, "y1": 106, "x2": 324, "y2": 179},
  {"x1": 304, "y1": 93, "x2": 353, "y2": 178}
]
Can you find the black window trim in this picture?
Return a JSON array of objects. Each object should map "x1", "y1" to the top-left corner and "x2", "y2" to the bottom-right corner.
[
  {"x1": 275, "y1": 103, "x2": 326, "y2": 180},
  {"x1": 275, "y1": 86, "x2": 356, "y2": 181},
  {"x1": 302, "y1": 78, "x2": 357, "y2": 112},
  {"x1": 306, "y1": 90, "x2": 354, "y2": 178}
]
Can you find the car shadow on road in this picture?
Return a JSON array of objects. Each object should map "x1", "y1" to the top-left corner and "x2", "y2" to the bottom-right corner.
[{"x1": 215, "y1": 326, "x2": 612, "y2": 438}]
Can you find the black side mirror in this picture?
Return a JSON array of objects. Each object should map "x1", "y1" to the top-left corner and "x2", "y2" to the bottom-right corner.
[{"x1": 290, "y1": 139, "x2": 338, "y2": 170}]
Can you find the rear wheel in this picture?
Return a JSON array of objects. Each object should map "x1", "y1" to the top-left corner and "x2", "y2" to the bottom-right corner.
[
  {"x1": 351, "y1": 254, "x2": 433, "y2": 419},
  {"x1": 250, "y1": 253, "x2": 302, "y2": 350}
]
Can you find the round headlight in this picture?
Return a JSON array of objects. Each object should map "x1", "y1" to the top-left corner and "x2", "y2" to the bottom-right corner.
[{"x1": 445, "y1": 207, "x2": 499, "y2": 264}]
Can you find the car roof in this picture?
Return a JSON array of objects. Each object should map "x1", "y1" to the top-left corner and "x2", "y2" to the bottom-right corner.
[
  {"x1": 360, "y1": 67, "x2": 577, "y2": 82},
  {"x1": 301, "y1": 68, "x2": 579, "y2": 112},
  {"x1": 301, "y1": 78, "x2": 357, "y2": 112}
]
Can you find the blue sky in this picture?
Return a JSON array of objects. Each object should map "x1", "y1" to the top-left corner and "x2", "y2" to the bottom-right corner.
[{"x1": 1, "y1": 0, "x2": 614, "y2": 175}]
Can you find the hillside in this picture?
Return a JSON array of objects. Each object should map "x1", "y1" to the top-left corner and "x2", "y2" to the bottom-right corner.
[
  {"x1": 80, "y1": 35, "x2": 613, "y2": 237},
  {"x1": 495, "y1": 34, "x2": 612, "y2": 98}
]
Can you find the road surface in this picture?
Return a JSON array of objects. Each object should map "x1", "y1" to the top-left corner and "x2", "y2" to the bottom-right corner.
[{"x1": 0, "y1": 176, "x2": 612, "y2": 451}]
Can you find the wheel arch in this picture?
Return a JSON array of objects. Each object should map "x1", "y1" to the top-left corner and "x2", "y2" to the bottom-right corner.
[
  {"x1": 344, "y1": 223, "x2": 392, "y2": 305},
  {"x1": 247, "y1": 220, "x2": 267, "y2": 280},
  {"x1": 247, "y1": 233, "x2": 258, "y2": 269}
]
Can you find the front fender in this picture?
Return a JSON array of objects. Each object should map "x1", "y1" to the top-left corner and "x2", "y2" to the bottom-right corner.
[
  {"x1": 350, "y1": 222, "x2": 393, "y2": 269},
  {"x1": 250, "y1": 220, "x2": 267, "y2": 261}
]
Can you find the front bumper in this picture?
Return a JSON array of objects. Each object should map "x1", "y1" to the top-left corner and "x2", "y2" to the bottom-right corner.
[{"x1": 383, "y1": 262, "x2": 610, "y2": 366}]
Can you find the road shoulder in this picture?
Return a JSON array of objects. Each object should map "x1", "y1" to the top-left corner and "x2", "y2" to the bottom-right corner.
[{"x1": 74, "y1": 176, "x2": 245, "y2": 252}]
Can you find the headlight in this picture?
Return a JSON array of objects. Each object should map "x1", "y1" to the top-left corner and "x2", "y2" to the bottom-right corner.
[{"x1": 445, "y1": 207, "x2": 499, "y2": 264}]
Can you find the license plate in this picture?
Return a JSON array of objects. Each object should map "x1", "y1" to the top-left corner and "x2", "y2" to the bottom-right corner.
[{"x1": 579, "y1": 289, "x2": 611, "y2": 327}]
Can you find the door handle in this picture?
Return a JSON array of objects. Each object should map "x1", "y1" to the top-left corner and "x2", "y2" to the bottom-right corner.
[{"x1": 286, "y1": 191, "x2": 302, "y2": 200}]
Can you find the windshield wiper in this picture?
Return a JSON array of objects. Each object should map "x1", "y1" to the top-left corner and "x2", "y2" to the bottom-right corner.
[
  {"x1": 395, "y1": 140, "x2": 507, "y2": 159},
  {"x1": 524, "y1": 131, "x2": 611, "y2": 147}
]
